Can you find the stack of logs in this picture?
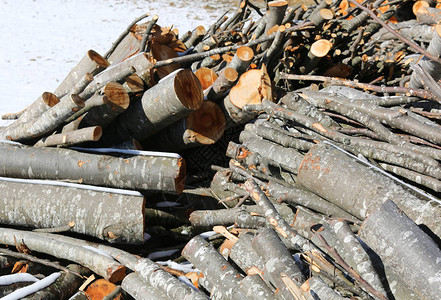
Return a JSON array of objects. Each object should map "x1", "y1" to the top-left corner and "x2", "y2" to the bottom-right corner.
[{"x1": 1, "y1": 0, "x2": 441, "y2": 299}]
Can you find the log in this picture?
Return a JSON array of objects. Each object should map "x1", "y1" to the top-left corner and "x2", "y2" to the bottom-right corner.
[
  {"x1": 359, "y1": 200, "x2": 441, "y2": 300},
  {"x1": 108, "y1": 68, "x2": 203, "y2": 143},
  {"x1": 228, "y1": 46, "x2": 254, "y2": 75},
  {"x1": 261, "y1": 0, "x2": 288, "y2": 51},
  {"x1": 205, "y1": 67, "x2": 238, "y2": 100},
  {"x1": 239, "y1": 275, "x2": 276, "y2": 300},
  {"x1": 13, "y1": 92, "x2": 60, "y2": 125},
  {"x1": 299, "y1": 39, "x2": 332, "y2": 74},
  {"x1": 0, "y1": 142, "x2": 186, "y2": 194},
  {"x1": 34, "y1": 126, "x2": 102, "y2": 147},
  {"x1": 0, "y1": 228, "x2": 126, "y2": 283},
  {"x1": 54, "y1": 50, "x2": 109, "y2": 98},
  {"x1": 0, "y1": 177, "x2": 145, "y2": 243},
  {"x1": 182, "y1": 235, "x2": 247, "y2": 300},
  {"x1": 141, "y1": 100, "x2": 226, "y2": 151},
  {"x1": 121, "y1": 272, "x2": 168, "y2": 300},
  {"x1": 194, "y1": 67, "x2": 218, "y2": 90},
  {"x1": 296, "y1": 142, "x2": 441, "y2": 237}
]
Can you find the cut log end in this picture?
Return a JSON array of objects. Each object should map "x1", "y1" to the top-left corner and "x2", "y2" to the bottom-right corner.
[
  {"x1": 107, "y1": 265, "x2": 127, "y2": 284},
  {"x1": 310, "y1": 39, "x2": 333, "y2": 58},
  {"x1": 187, "y1": 100, "x2": 226, "y2": 145},
  {"x1": 87, "y1": 49, "x2": 110, "y2": 68},
  {"x1": 236, "y1": 46, "x2": 254, "y2": 62},
  {"x1": 125, "y1": 74, "x2": 145, "y2": 93},
  {"x1": 269, "y1": 0, "x2": 288, "y2": 8},
  {"x1": 92, "y1": 126, "x2": 103, "y2": 141},
  {"x1": 195, "y1": 67, "x2": 218, "y2": 90},
  {"x1": 413, "y1": 0, "x2": 430, "y2": 16},
  {"x1": 196, "y1": 25, "x2": 206, "y2": 36},
  {"x1": 42, "y1": 92, "x2": 60, "y2": 107},
  {"x1": 224, "y1": 68, "x2": 239, "y2": 83},
  {"x1": 102, "y1": 82, "x2": 130, "y2": 111},
  {"x1": 174, "y1": 69, "x2": 204, "y2": 111},
  {"x1": 71, "y1": 94, "x2": 86, "y2": 111},
  {"x1": 320, "y1": 8, "x2": 334, "y2": 20}
]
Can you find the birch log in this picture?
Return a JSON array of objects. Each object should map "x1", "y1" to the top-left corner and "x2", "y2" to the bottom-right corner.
[
  {"x1": 0, "y1": 142, "x2": 186, "y2": 193},
  {"x1": 121, "y1": 272, "x2": 168, "y2": 300},
  {"x1": 359, "y1": 200, "x2": 441, "y2": 300},
  {"x1": 0, "y1": 177, "x2": 145, "y2": 243},
  {"x1": 296, "y1": 142, "x2": 441, "y2": 237}
]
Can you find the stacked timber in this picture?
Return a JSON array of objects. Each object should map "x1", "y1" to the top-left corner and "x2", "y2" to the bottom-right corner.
[{"x1": 1, "y1": 0, "x2": 441, "y2": 299}]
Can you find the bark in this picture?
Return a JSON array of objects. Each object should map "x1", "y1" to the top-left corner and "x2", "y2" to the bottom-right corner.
[
  {"x1": 141, "y1": 100, "x2": 226, "y2": 151},
  {"x1": 34, "y1": 126, "x2": 102, "y2": 147},
  {"x1": 252, "y1": 227, "x2": 306, "y2": 299},
  {"x1": 359, "y1": 200, "x2": 441, "y2": 300},
  {"x1": 182, "y1": 235, "x2": 246, "y2": 300},
  {"x1": 244, "y1": 179, "x2": 315, "y2": 252},
  {"x1": 107, "y1": 68, "x2": 203, "y2": 144},
  {"x1": 299, "y1": 39, "x2": 332, "y2": 75},
  {"x1": 0, "y1": 228, "x2": 126, "y2": 283},
  {"x1": 14, "y1": 92, "x2": 60, "y2": 125},
  {"x1": 107, "y1": 31, "x2": 141, "y2": 65},
  {"x1": 330, "y1": 220, "x2": 387, "y2": 297},
  {"x1": 228, "y1": 46, "x2": 254, "y2": 75},
  {"x1": 54, "y1": 50, "x2": 109, "y2": 99},
  {"x1": 229, "y1": 232, "x2": 265, "y2": 275},
  {"x1": 409, "y1": 24, "x2": 441, "y2": 88},
  {"x1": 266, "y1": 180, "x2": 356, "y2": 219},
  {"x1": 205, "y1": 68, "x2": 238, "y2": 100},
  {"x1": 261, "y1": 0, "x2": 288, "y2": 51},
  {"x1": 308, "y1": 8, "x2": 334, "y2": 27},
  {"x1": 239, "y1": 275, "x2": 276, "y2": 300},
  {"x1": 121, "y1": 272, "x2": 168, "y2": 300},
  {"x1": 302, "y1": 276, "x2": 345, "y2": 300},
  {"x1": 0, "y1": 177, "x2": 145, "y2": 243},
  {"x1": 21, "y1": 264, "x2": 91, "y2": 300},
  {"x1": 0, "y1": 142, "x2": 186, "y2": 193},
  {"x1": 184, "y1": 26, "x2": 206, "y2": 49},
  {"x1": 416, "y1": 6, "x2": 441, "y2": 24},
  {"x1": 133, "y1": 258, "x2": 208, "y2": 300},
  {"x1": 296, "y1": 142, "x2": 441, "y2": 237}
]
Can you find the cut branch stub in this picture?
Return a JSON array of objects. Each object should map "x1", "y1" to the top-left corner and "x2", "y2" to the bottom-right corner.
[
  {"x1": 296, "y1": 142, "x2": 441, "y2": 237},
  {"x1": 359, "y1": 200, "x2": 441, "y2": 300},
  {"x1": 228, "y1": 46, "x2": 254, "y2": 75},
  {"x1": 141, "y1": 100, "x2": 225, "y2": 151},
  {"x1": 112, "y1": 68, "x2": 203, "y2": 143}
]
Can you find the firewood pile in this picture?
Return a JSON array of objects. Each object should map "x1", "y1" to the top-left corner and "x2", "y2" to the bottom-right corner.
[{"x1": 1, "y1": 0, "x2": 441, "y2": 299}]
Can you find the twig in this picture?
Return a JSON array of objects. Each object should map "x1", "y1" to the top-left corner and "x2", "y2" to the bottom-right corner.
[
  {"x1": 0, "y1": 248, "x2": 84, "y2": 278},
  {"x1": 140, "y1": 14, "x2": 159, "y2": 53},
  {"x1": 104, "y1": 12, "x2": 151, "y2": 59},
  {"x1": 154, "y1": 21, "x2": 314, "y2": 68},
  {"x1": 316, "y1": 233, "x2": 389, "y2": 300},
  {"x1": 348, "y1": 0, "x2": 441, "y2": 65}
]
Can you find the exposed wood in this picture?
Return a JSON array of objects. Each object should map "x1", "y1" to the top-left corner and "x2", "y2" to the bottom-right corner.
[{"x1": 34, "y1": 126, "x2": 102, "y2": 147}]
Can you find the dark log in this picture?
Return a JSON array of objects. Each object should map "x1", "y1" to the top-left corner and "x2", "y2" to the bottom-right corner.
[
  {"x1": 141, "y1": 100, "x2": 225, "y2": 151},
  {"x1": 0, "y1": 228, "x2": 126, "y2": 283},
  {"x1": 359, "y1": 200, "x2": 441, "y2": 300},
  {"x1": 182, "y1": 235, "x2": 247, "y2": 300},
  {"x1": 34, "y1": 126, "x2": 102, "y2": 147},
  {"x1": 296, "y1": 142, "x2": 441, "y2": 237},
  {"x1": 0, "y1": 142, "x2": 186, "y2": 193},
  {"x1": 0, "y1": 177, "x2": 145, "y2": 243},
  {"x1": 121, "y1": 272, "x2": 168, "y2": 300},
  {"x1": 108, "y1": 68, "x2": 203, "y2": 144}
]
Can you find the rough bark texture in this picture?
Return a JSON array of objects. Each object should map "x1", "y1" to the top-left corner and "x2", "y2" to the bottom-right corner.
[
  {"x1": 0, "y1": 178, "x2": 145, "y2": 243},
  {"x1": 359, "y1": 200, "x2": 441, "y2": 300},
  {"x1": 297, "y1": 142, "x2": 441, "y2": 237},
  {"x1": 0, "y1": 142, "x2": 186, "y2": 193},
  {"x1": 121, "y1": 272, "x2": 169, "y2": 300},
  {"x1": 0, "y1": 228, "x2": 126, "y2": 283}
]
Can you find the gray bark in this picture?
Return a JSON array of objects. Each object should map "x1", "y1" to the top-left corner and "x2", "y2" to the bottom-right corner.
[
  {"x1": 0, "y1": 177, "x2": 145, "y2": 243},
  {"x1": 296, "y1": 142, "x2": 441, "y2": 238},
  {"x1": 0, "y1": 142, "x2": 185, "y2": 193},
  {"x1": 121, "y1": 272, "x2": 168, "y2": 300},
  {"x1": 359, "y1": 200, "x2": 441, "y2": 300},
  {"x1": 34, "y1": 126, "x2": 102, "y2": 147}
]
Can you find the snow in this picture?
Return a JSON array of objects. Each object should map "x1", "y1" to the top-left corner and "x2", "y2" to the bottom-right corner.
[
  {"x1": 1, "y1": 272, "x2": 61, "y2": 300},
  {"x1": 0, "y1": 0, "x2": 238, "y2": 125},
  {"x1": 0, "y1": 273, "x2": 39, "y2": 286}
]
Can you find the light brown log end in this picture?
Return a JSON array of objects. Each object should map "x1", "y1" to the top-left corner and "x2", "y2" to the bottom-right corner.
[
  {"x1": 175, "y1": 69, "x2": 204, "y2": 111},
  {"x1": 87, "y1": 49, "x2": 110, "y2": 68},
  {"x1": 413, "y1": 0, "x2": 430, "y2": 16},
  {"x1": 195, "y1": 25, "x2": 206, "y2": 36},
  {"x1": 42, "y1": 92, "x2": 60, "y2": 107},
  {"x1": 195, "y1": 67, "x2": 218, "y2": 90},
  {"x1": 107, "y1": 265, "x2": 127, "y2": 283},
  {"x1": 268, "y1": 0, "x2": 288, "y2": 8},
  {"x1": 186, "y1": 100, "x2": 226, "y2": 145},
  {"x1": 103, "y1": 82, "x2": 130, "y2": 111},
  {"x1": 320, "y1": 8, "x2": 334, "y2": 20},
  {"x1": 310, "y1": 39, "x2": 333, "y2": 58},
  {"x1": 236, "y1": 46, "x2": 254, "y2": 63},
  {"x1": 125, "y1": 74, "x2": 145, "y2": 93},
  {"x1": 92, "y1": 126, "x2": 103, "y2": 141},
  {"x1": 224, "y1": 67, "x2": 239, "y2": 82}
]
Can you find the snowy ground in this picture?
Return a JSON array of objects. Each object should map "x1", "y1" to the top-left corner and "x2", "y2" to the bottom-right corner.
[{"x1": 0, "y1": 0, "x2": 239, "y2": 125}]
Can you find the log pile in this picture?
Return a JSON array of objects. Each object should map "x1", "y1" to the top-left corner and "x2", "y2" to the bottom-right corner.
[{"x1": 1, "y1": 0, "x2": 441, "y2": 299}]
